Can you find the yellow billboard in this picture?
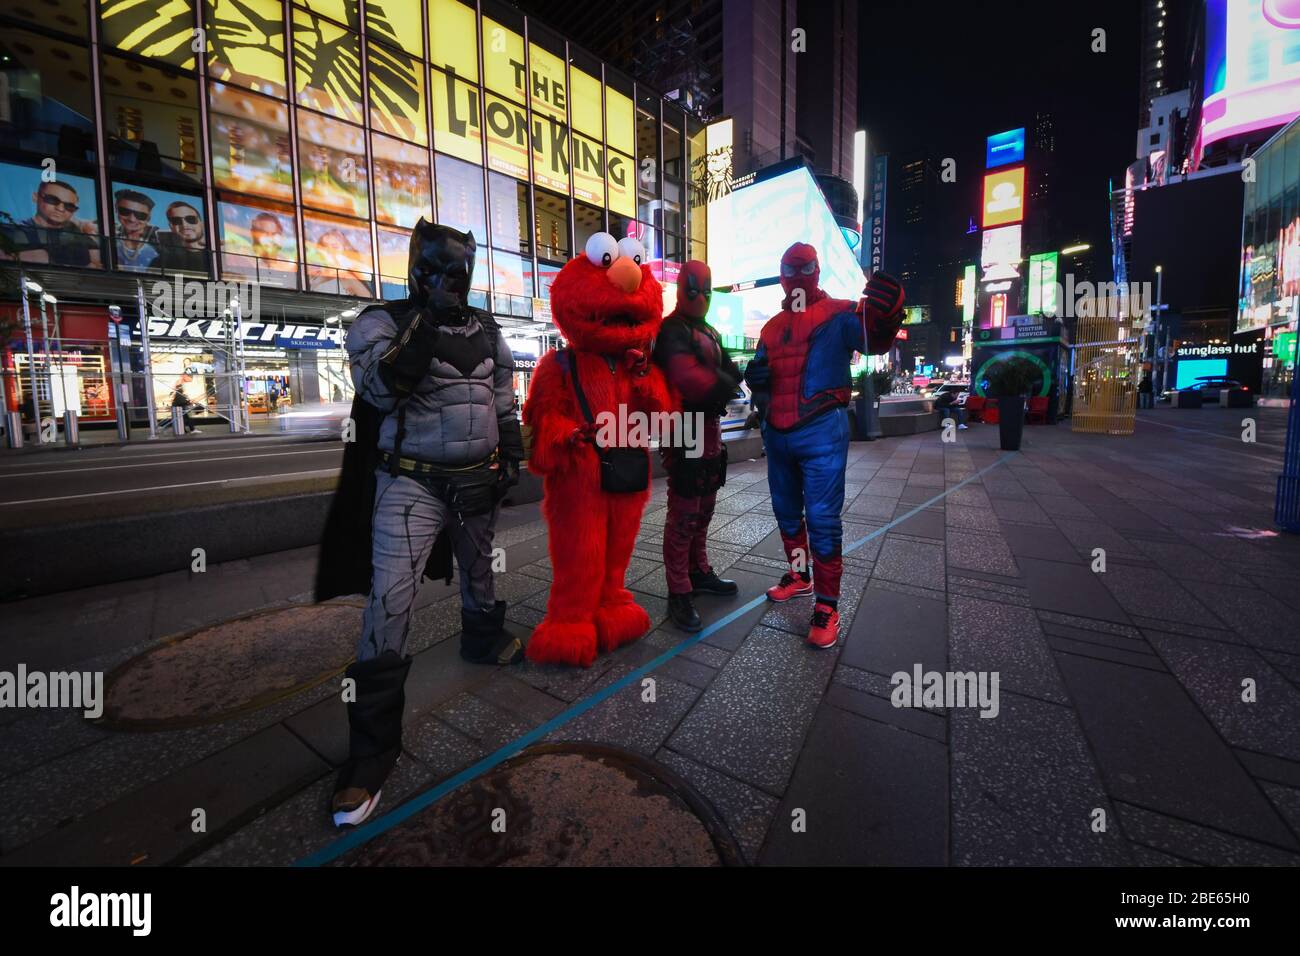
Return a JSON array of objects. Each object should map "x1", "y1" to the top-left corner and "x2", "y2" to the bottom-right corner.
[
  {"x1": 431, "y1": 69, "x2": 482, "y2": 165},
  {"x1": 572, "y1": 132, "x2": 604, "y2": 206},
  {"x1": 429, "y1": 0, "x2": 477, "y2": 80},
  {"x1": 570, "y1": 67, "x2": 602, "y2": 138},
  {"x1": 605, "y1": 87, "x2": 634, "y2": 156},
  {"x1": 607, "y1": 149, "x2": 634, "y2": 218},
  {"x1": 529, "y1": 43, "x2": 567, "y2": 123},
  {"x1": 484, "y1": 92, "x2": 529, "y2": 180},
  {"x1": 481, "y1": 16, "x2": 525, "y2": 102},
  {"x1": 533, "y1": 114, "x2": 571, "y2": 195}
]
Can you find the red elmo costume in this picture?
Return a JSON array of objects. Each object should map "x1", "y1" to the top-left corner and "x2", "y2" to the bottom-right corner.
[{"x1": 523, "y1": 233, "x2": 671, "y2": 667}]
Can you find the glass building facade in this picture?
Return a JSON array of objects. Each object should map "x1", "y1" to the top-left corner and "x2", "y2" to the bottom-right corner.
[
  {"x1": 0, "y1": 0, "x2": 708, "y2": 322},
  {"x1": 1237, "y1": 117, "x2": 1300, "y2": 398}
]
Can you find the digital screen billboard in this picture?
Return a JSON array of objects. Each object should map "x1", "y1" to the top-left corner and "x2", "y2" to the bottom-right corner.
[
  {"x1": 1176, "y1": 358, "x2": 1228, "y2": 389},
  {"x1": 708, "y1": 164, "x2": 867, "y2": 338},
  {"x1": 1028, "y1": 252, "x2": 1059, "y2": 315},
  {"x1": 980, "y1": 224, "x2": 1022, "y2": 281},
  {"x1": 986, "y1": 128, "x2": 1025, "y2": 168},
  {"x1": 1198, "y1": 0, "x2": 1300, "y2": 157},
  {"x1": 982, "y1": 167, "x2": 1026, "y2": 228}
]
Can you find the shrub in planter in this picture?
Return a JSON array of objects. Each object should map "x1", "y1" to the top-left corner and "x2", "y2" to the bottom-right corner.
[{"x1": 984, "y1": 357, "x2": 1038, "y2": 451}]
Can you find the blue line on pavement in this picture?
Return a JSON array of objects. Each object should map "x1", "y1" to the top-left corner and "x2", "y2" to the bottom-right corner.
[{"x1": 296, "y1": 450, "x2": 1017, "y2": 866}]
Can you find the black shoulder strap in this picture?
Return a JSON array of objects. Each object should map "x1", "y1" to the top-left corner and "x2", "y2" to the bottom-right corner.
[{"x1": 566, "y1": 348, "x2": 596, "y2": 425}]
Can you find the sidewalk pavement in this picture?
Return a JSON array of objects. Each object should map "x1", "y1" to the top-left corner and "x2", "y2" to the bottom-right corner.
[
  {"x1": 3, "y1": 412, "x2": 314, "y2": 452},
  {"x1": 2, "y1": 407, "x2": 1300, "y2": 866}
]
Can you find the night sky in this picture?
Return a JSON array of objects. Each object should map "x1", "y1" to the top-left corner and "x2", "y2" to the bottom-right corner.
[{"x1": 858, "y1": 0, "x2": 1144, "y2": 264}]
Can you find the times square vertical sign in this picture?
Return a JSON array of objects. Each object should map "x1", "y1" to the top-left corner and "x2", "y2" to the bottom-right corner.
[{"x1": 867, "y1": 155, "x2": 887, "y2": 274}]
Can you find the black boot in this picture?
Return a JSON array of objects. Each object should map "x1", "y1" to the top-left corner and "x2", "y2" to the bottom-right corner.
[
  {"x1": 668, "y1": 592, "x2": 702, "y2": 632},
  {"x1": 332, "y1": 650, "x2": 412, "y2": 828},
  {"x1": 460, "y1": 600, "x2": 525, "y2": 665},
  {"x1": 691, "y1": 569, "x2": 739, "y2": 596}
]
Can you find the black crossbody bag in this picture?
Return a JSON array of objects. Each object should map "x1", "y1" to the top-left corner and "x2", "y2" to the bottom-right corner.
[{"x1": 567, "y1": 349, "x2": 649, "y2": 494}]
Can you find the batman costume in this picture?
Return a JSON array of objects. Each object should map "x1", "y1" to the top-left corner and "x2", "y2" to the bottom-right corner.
[{"x1": 315, "y1": 220, "x2": 525, "y2": 829}]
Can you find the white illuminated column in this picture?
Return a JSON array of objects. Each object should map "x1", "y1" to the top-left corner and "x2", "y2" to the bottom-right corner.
[{"x1": 853, "y1": 130, "x2": 867, "y2": 254}]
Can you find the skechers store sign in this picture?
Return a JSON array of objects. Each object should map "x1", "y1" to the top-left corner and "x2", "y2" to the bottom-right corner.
[{"x1": 133, "y1": 318, "x2": 343, "y2": 347}]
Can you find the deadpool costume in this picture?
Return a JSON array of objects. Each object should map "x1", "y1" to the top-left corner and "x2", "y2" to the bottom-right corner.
[
  {"x1": 652, "y1": 261, "x2": 742, "y2": 631},
  {"x1": 744, "y1": 242, "x2": 904, "y2": 648}
]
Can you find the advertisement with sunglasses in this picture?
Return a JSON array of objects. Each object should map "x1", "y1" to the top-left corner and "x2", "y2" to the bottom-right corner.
[
  {"x1": 0, "y1": 161, "x2": 102, "y2": 269},
  {"x1": 110, "y1": 182, "x2": 208, "y2": 275}
]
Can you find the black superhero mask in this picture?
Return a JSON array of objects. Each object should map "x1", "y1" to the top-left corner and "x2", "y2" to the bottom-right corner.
[{"x1": 407, "y1": 218, "x2": 476, "y2": 312}]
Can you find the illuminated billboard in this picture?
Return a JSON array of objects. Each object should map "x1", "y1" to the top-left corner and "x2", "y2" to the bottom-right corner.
[
  {"x1": 1197, "y1": 0, "x2": 1300, "y2": 160},
  {"x1": 708, "y1": 164, "x2": 866, "y2": 337},
  {"x1": 981, "y1": 224, "x2": 1022, "y2": 281},
  {"x1": 986, "y1": 128, "x2": 1025, "y2": 168},
  {"x1": 962, "y1": 264, "x2": 977, "y2": 325},
  {"x1": 1028, "y1": 252, "x2": 1059, "y2": 315},
  {"x1": 982, "y1": 167, "x2": 1026, "y2": 228}
]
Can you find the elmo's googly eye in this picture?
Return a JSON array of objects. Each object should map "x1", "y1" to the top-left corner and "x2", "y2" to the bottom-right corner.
[
  {"x1": 585, "y1": 232, "x2": 619, "y2": 268},
  {"x1": 617, "y1": 236, "x2": 645, "y2": 265}
]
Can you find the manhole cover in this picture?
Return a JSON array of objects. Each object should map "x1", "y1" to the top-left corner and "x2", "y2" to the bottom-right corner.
[
  {"x1": 342, "y1": 744, "x2": 742, "y2": 866},
  {"x1": 101, "y1": 602, "x2": 361, "y2": 730}
]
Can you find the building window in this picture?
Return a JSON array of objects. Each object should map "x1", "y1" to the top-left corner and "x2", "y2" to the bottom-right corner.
[
  {"x1": 219, "y1": 198, "x2": 299, "y2": 288},
  {"x1": 298, "y1": 111, "x2": 370, "y2": 219},
  {"x1": 372, "y1": 133, "x2": 432, "y2": 228},
  {"x1": 488, "y1": 172, "x2": 531, "y2": 256},
  {"x1": 2, "y1": 28, "x2": 97, "y2": 165},
  {"x1": 533, "y1": 188, "x2": 570, "y2": 261},
  {"x1": 435, "y1": 152, "x2": 487, "y2": 243},
  {"x1": 205, "y1": 0, "x2": 287, "y2": 99},
  {"x1": 292, "y1": 6, "x2": 364, "y2": 124},
  {"x1": 209, "y1": 83, "x2": 294, "y2": 204},
  {"x1": 102, "y1": 56, "x2": 202, "y2": 186}
]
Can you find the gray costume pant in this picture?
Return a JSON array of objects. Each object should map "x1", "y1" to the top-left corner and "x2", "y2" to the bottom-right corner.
[{"x1": 359, "y1": 470, "x2": 499, "y2": 661}]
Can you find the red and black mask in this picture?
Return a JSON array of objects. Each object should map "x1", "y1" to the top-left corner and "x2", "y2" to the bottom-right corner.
[
  {"x1": 676, "y1": 260, "x2": 712, "y2": 319},
  {"x1": 779, "y1": 242, "x2": 821, "y2": 307}
]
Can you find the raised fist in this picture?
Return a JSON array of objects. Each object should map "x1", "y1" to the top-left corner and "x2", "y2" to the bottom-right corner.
[{"x1": 860, "y1": 273, "x2": 905, "y2": 324}]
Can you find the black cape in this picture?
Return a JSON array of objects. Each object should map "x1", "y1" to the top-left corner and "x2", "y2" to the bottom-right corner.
[{"x1": 314, "y1": 301, "x2": 452, "y2": 602}]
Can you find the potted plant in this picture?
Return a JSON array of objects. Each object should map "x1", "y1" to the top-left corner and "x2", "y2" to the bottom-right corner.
[{"x1": 984, "y1": 357, "x2": 1038, "y2": 451}]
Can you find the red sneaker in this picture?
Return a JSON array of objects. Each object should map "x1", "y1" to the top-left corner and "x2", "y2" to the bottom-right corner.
[
  {"x1": 766, "y1": 571, "x2": 814, "y2": 603},
  {"x1": 807, "y1": 602, "x2": 840, "y2": 649}
]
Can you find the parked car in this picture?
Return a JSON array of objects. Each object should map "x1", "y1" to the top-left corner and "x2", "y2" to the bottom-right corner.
[{"x1": 1188, "y1": 376, "x2": 1251, "y2": 404}]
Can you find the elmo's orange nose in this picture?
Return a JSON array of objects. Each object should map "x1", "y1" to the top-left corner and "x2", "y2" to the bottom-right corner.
[{"x1": 607, "y1": 256, "x2": 642, "y2": 293}]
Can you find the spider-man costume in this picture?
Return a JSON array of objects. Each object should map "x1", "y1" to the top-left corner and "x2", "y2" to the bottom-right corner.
[{"x1": 744, "y1": 242, "x2": 904, "y2": 648}]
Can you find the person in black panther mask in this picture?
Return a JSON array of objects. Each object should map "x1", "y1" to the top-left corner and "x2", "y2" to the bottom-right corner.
[{"x1": 319, "y1": 219, "x2": 525, "y2": 829}]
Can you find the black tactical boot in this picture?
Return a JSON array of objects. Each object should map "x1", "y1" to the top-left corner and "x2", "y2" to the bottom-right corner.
[
  {"x1": 690, "y1": 569, "x2": 739, "y2": 596},
  {"x1": 332, "y1": 650, "x2": 412, "y2": 828},
  {"x1": 668, "y1": 592, "x2": 702, "y2": 632},
  {"x1": 460, "y1": 600, "x2": 525, "y2": 665}
]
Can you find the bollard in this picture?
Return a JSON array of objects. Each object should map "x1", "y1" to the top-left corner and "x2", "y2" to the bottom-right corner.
[
  {"x1": 171, "y1": 406, "x2": 186, "y2": 436},
  {"x1": 4, "y1": 410, "x2": 22, "y2": 448},
  {"x1": 63, "y1": 410, "x2": 79, "y2": 447}
]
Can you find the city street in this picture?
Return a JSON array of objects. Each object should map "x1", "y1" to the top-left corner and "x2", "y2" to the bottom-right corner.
[
  {"x1": 2, "y1": 409, "x2": 1298, "y2": 867},
  {"x1": 0, "y1": 433, "x2": 343, "y2": 529}
]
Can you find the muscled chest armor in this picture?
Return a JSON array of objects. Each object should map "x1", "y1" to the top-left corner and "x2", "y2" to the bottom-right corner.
[{"x1": 761, "y1": 297, "x2": 855, "y2": 431}]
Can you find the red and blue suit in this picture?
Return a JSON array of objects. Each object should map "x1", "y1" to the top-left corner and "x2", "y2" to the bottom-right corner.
[{"x1": 744, "y1": 243, "x2": 904, "y2": 609}]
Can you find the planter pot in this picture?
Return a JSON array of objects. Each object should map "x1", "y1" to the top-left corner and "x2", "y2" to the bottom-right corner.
[{"x1": 997, "y1": 395, "x2": 1025, "y2": 451}]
